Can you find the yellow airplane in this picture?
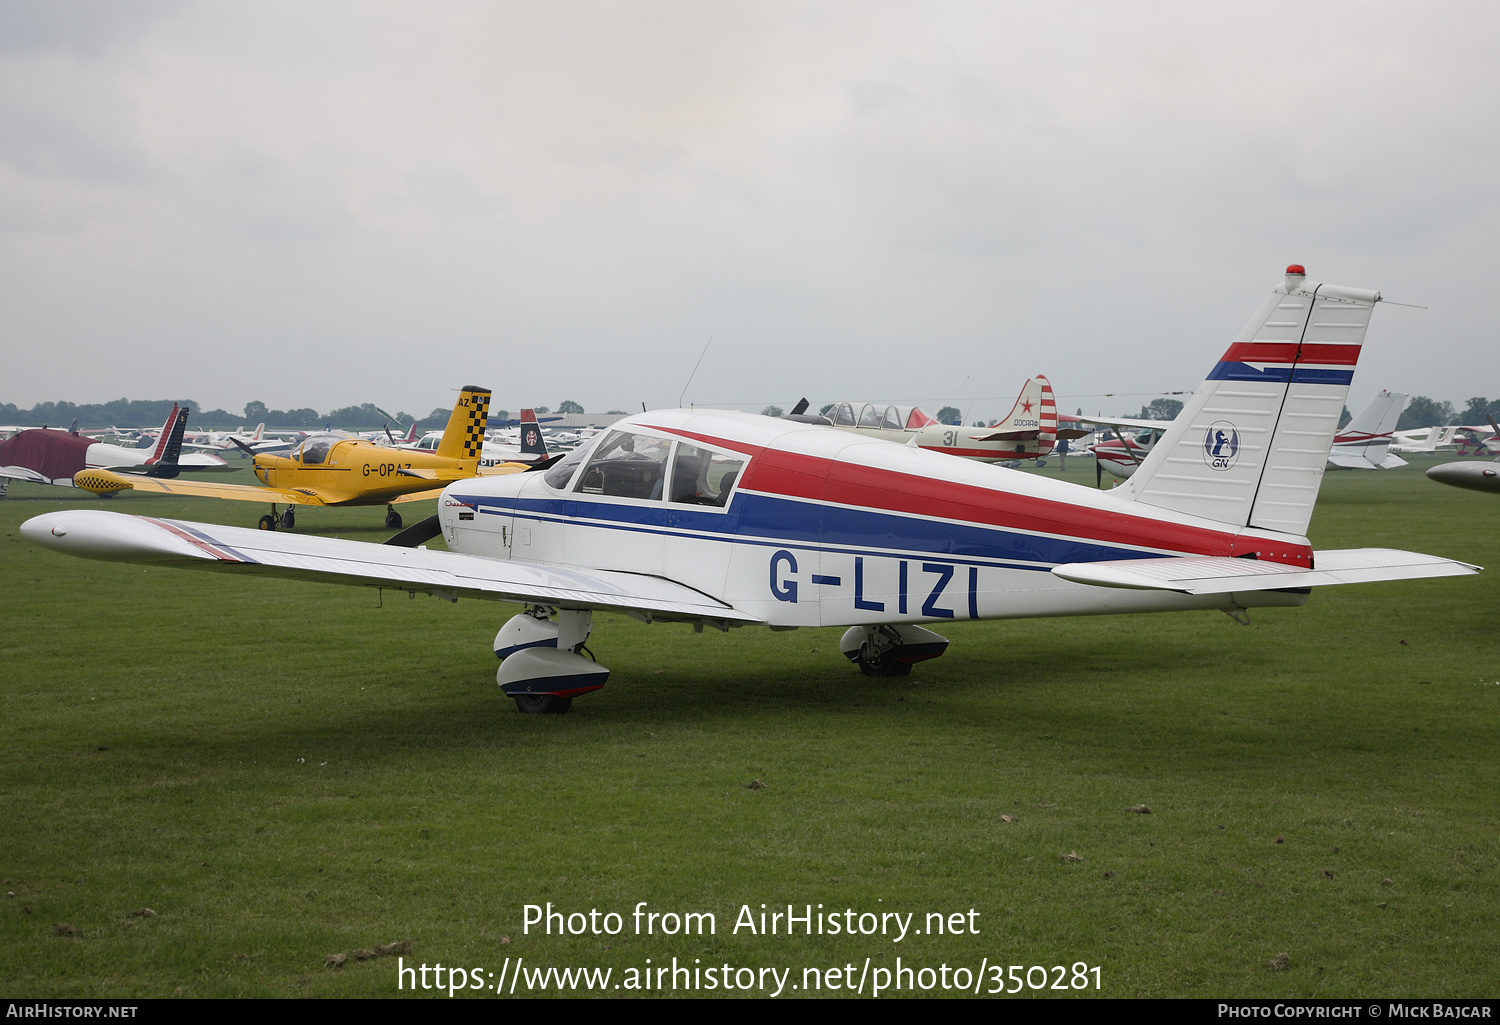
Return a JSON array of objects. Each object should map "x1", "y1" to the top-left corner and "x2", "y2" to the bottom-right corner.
[{"x1": 75, "y1": 385, "x2": 524, "y2": 530}]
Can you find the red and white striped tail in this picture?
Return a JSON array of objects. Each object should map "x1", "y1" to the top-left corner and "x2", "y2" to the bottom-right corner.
[
  {"x1": 1036, "y1": 375, "x2": 1058, "y2": 456},
  {"x1": 147, "y1": 405, "x2": 186, "y2": 466}
]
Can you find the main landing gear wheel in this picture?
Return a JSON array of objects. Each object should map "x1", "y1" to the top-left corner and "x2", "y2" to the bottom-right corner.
[
  {"x1": 385, "y1": 506, "x2": 402, "y2": 529},
  {"x1": 859, "y1": 654, "x2": 912, "y2": 678},
  {"x1": 258, "y1": 514, "x2": 276, "y2": 531},
  {"x1": 279, "y1": 507, "x2": 295, "y2": 529},
  {"x1": 840, "y1": 624, "x2": 951, "y2": 677},
  {"x1": 513, "y1": 693, "x2": 573, "y2": 714}
]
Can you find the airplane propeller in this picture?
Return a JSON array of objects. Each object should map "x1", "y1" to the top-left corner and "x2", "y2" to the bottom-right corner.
[
  {"x1": 229, "y1": 437, "x2": 258, "y2": 458},
  {"x1": 383, "y1": 514, "x2": 442, "y2": 548}
]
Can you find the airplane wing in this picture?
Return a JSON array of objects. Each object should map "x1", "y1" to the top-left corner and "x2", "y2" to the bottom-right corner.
[
  {"x1": 21, "y1": 510, "x2": 761, "y2": 625},
  {"x1": 397, "y1": 464, "x2": 529, "y2": 481},
  {"x1": 1071, "y1": 414, "x2": 1174, "y2": 431},
  {"x1": 1050, "y1": 549, "x2": 1479, "y2": 594},
  {"x1": 72, "y1": 469, "x2": 332, "y2": 506}
]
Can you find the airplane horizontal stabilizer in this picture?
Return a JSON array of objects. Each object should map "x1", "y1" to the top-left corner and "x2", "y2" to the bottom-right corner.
[
  {"x1": 1050, "y1": 548, "x2": 1478, "y2": 595},
  {"x1": 1326, "y1": 453, "x2": 1382, "y2": 470},
  {"x1": 21, "y1": 510, "x2": 762, "y2": 625}
]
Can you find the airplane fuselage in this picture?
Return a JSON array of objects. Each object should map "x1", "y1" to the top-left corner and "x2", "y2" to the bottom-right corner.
[
  {"x1": 436, "y1": 411, "x2": 1311, "y2": 629},
  {"x1": 252, "y1": 434, "x2": 472, "y2": 505}
]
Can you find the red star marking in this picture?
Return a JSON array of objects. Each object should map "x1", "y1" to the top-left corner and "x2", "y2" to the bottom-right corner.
[{"x1": 1020, "y1": 400, "x2": 1034, "y2": 413}]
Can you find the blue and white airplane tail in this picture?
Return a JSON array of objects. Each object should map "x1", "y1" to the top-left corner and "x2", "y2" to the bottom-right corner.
[
  {"x1": 142, "y1": 405, "x2": 188, "y2": 478},
  {"x1": 1122, "y1": 266, "x2": 1380, "y2": 536},
  {"x1": 518, "y1": 409, "x2": 549, "y2": 461},
  {"x1": 1327, "y1": 391, "x2": 1409, "y2": 470}
]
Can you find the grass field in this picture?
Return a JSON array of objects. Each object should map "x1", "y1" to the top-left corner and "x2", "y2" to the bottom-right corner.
[{"x1": 0, "y1": 456, "x2": 1496, "y2": 998}]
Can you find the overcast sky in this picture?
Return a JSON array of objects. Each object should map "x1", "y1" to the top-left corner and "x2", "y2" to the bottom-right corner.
[{"x1": 2, "y1": 0, "x2": 1496, "y2": 422}]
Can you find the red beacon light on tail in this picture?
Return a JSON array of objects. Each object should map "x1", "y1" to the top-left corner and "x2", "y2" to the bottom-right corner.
[{"x1": 1286, "y1": 264, "x2": 1306, "y2": 276}]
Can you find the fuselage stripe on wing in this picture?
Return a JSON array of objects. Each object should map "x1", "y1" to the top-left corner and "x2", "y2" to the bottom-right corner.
[{"x1": 145, "y1": 518, "x2": 258, "y2": 563}]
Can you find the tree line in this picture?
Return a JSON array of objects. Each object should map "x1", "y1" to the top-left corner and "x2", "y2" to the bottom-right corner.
[
  {"x1": 0, "y1": 397, "x2": 600, "y2": 431},
  {"x1": 5, "y1": 394, "x2": 1495, "y2": 432}
]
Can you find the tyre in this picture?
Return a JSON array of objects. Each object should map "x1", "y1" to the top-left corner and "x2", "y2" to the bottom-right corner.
[
  {"x1": 858, "y1": 654, "x2": 911, "y2": 678},
  {"x1": 514, "y1": 694, "x2": 573, "y2": 714},
  {"x1": 385, "y1": 508, "x2": 403, "y2": 529},
  {"x1": 280, "y1": 507, "x2": 295, "y2": 529},
  {"x1": 258, "y1": 514, "x2": 276, "y2": 531}
]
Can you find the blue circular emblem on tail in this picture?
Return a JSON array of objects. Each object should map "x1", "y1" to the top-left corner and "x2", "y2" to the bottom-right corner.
[{"x1": 1202, "y1": 421, "x2": 1240, "y2": 470}]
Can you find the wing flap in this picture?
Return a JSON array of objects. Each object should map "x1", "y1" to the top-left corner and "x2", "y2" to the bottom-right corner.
[
  {"x1": 1051, "y1": 548, "x2": 1479, "y2": 594},
  {"x1": 21, "y1": 510, "x2": 761, "y2": 623}
]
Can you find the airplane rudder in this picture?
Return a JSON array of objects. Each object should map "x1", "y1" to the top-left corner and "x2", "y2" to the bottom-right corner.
[
  {"x1": 160, "y1": 406, "x2": 188, "y2": 468},
  {"x1": 435, "y1": 385, "x2": 492, "y2": 462},
  {"x1": 1037, "y1": 375, "x2": 1058, "y2": 453}
]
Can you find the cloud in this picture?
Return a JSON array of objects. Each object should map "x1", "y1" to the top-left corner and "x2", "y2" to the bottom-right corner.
[{"x1": 0, "y1": 1, "x2": 1497, "y2": 417}]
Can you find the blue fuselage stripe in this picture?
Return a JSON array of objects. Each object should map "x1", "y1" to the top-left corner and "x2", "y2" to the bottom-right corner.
[{"x1": 457, "y1": 491, "x2": 1168, "y2": 570}]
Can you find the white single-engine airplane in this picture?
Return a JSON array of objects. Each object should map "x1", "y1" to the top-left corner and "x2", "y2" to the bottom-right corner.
[
  {"x1": 1326, "y1": 390, "x2": 1409, "y2": 470},
  {"x1": 22, "y1": 268, "x2": 1479, "y2": 714}
]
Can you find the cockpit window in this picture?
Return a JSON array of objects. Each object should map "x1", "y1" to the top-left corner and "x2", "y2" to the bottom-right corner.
[
  {"x1": 293, "y1": 434, "x2": 338, "y2": 465},
  {"x1": 542, "y1": 444, "x2": 587, "y2": 489},
  {"x1": 834, "y1": 403, "x2": 856, "y2": 426},
  {"x1": 574, "y1": 430, "x2": 673, "y2": 500},
  {"x1": 858, "y1": 403, "x2": 882, "y2": 428},
  {"x1": 881, "y1": 405, "x2": 902, "y2": 430},
  {"x1": 670, "y1": 444, "x2": 746, "y2": 507}
]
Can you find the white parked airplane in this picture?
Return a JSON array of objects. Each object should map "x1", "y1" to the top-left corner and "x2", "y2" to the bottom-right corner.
[
  {"x1": 479, "y1": 409, "x2": 552, "y2": 467},
  {"x1": 1327, "y1": 391, "x2": 1409, "y2": 469},
  {"x1": 23, "y1": 267, "x2": 1479, "y2": 714},
  {"x1": 0, "y1": 404, "x2": 230, "y2": 493},
  {"x1": 803, "y1": 379, "x2": 1092, "y2": 464}
]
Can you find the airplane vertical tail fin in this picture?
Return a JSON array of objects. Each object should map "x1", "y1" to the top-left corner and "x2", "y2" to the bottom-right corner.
[
  {"x1": 147, "y1": 405, "x2": 184, "y2": 465},
  {"x1": 1036, "y1": 375, "x2": 1058, "y2": 456},
  {"x1": 993, "y1": 377, "x2": 1043, "y2": 433},
  {"x1": 518, "y1": 409, "x2": 549, "y2": 460},
  {"x1": 1122, "y1": 267, "x2": 1380, "y2": 535},
  {"x1": 434, "y1": 386, "x2": 491, "y2": 463},
  {"x1": 1329, "y1": 391, "x2": 1408, "y2": 469},
  {"x1": 145, "y1": 405, "x2": 188, "y2": 478}
]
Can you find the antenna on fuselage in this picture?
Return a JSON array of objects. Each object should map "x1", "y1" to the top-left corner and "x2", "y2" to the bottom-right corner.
[{"x1": 678, "y1": 337, "x2": 713, "y2": 408}]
